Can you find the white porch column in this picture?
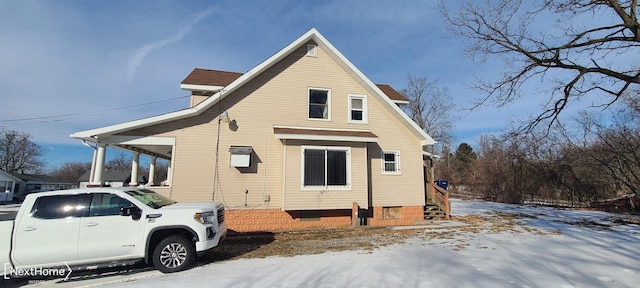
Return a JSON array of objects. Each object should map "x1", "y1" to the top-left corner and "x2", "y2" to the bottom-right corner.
[
  {"x1": 148, "y1": 156, "x2": 157, "y2": 186},
  {"x1": 130, "y1": 151, "x2": 140, "y2": 186},
  {"x1": 89, "y1": 147, "x2": 98, "y2": 183},
  {"x1": 166, "y1": 160, "x2": 172, "y2": 186},
  {"x1": 92, "y1": 143, "x2": 107, "y2": 186}
]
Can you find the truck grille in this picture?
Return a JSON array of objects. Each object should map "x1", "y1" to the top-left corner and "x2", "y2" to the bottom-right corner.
[{"x1": 217, "y1": 205, "x2": 225, "y2": 225}]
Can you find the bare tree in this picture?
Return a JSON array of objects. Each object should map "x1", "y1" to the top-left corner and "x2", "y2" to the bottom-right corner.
[
  {"x1": 106, "y1": 152, "x2": 132, "y2": 171},
  {"x1": 0, "y1": 129, "x2": 45, "y2": 173},
  {"x1": 440, "y1": 0, "x2": 640, "y2": 131},
  {"x1": 401, "y1": 75, "x2": 454, "y2": 152},
  {"x1": 564, "y1": 92, "x2": 640, "y2": 197},
  {"x1": 50, "y1": 162, "x2": 92, "y2": 184}
]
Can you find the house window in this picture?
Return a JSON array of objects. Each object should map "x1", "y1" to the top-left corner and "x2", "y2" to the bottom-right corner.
[
  {"x1": 302, "y1": 146, "x2": 350, "y2": 189},
  {"x1": 308, "y1": 88, "x2": 330, "y2": 120},
  {"x1": 382, "y1": 151, "x2": 401, "y2": 174},
  {"x1": 348, "y1": 95, "x2": 367, "y2": 123}
]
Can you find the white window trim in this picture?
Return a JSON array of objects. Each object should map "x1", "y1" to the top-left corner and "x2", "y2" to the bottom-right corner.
[
  {"x1": 348, "y1": 94, "x2": 368, "y2": 123},
  {"x1": 308, "y1": 87, "x2": 331, "y2": 121},
  {"x1": 300, "y1": 145, "x2": 351, "y2": 191},
  {"x1": 381, "y1": 150, "x2": 401, "y2": 175}
]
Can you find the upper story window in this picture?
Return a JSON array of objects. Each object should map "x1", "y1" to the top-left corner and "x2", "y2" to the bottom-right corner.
[
  {"x1": 308, "y1": 88, "x2": 330, "y2": 120},
  {"x1": 348, "y1": 94, "x2": 367, "y2": 123},
  {"x1": 382, "y1": 151, "x2": 401, "y2": 174}
]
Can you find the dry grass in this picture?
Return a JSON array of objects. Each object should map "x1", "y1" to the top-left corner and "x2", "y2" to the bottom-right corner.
[{"x1": 201, "y1": 212, "x2": 557, "y2": 263}]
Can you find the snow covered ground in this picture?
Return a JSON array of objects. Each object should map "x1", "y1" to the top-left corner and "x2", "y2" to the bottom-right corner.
[{"x1": 12, "y1": 199, "x2": 640, "y2": 288}]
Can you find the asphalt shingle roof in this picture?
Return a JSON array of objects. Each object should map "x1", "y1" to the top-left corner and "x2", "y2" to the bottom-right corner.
[{"x1": 181, "y1": 68, "x2": 409, "y2": 102}]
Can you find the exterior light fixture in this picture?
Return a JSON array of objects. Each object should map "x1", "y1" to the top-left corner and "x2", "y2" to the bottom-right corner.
[{"x1": 220, "y1": 111, "x2": 230, "y2": 123}]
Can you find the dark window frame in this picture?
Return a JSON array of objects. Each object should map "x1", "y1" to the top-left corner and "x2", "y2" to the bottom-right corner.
[
  {"x1": 302, "y1": 146, "x2": 350, "y2": 189},
  {"x1": 308, "y1": 88, "x2": 330, "y2": 120}
]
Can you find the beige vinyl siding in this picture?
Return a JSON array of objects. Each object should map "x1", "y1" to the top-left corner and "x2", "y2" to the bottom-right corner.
[
  {"x1": 282, "y1": 140, "x2": 368, "y2": 210},
  {"x1": 120, "y1": 41, "x2": 425, "y2": 209}
]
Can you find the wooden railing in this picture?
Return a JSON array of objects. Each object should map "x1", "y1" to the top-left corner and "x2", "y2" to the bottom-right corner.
[{"x1": 431, "y1": 183, "x2": 451, "y2": 220}]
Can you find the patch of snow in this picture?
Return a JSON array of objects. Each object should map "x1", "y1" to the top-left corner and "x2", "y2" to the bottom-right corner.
[
  {"x1": 17, "y1": 198, "x2": 640, "y2": 288},
  {"x1": 0, "y1": 203, "x2": 21, "y2": 212}
]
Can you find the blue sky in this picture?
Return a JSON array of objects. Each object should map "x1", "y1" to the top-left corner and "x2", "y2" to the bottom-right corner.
[{"x1": 0, "y1": 0, "x2": 573, "y2": 170}]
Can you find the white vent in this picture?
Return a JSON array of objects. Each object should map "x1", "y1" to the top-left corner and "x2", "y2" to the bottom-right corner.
[{"x1": 306, "y1": 44, "x2": 317, "y2": 57}]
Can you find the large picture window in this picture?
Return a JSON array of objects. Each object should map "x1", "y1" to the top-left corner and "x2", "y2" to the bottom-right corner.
[
  {"x1": 302, "y1": 146, "x2": 350, "y2": 189},
  {"x1": 308, "y1": 88, "x2": 330, "y2": 120}
]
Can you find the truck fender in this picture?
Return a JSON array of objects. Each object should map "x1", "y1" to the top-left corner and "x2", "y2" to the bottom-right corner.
[{"x1": 144, "y1": 226, "x2": 199, "y2": 264}]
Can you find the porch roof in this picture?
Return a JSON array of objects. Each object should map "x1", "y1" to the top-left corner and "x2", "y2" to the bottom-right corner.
[{"x1": 273, "y1": 126, "x2": 378, "y2": 142}]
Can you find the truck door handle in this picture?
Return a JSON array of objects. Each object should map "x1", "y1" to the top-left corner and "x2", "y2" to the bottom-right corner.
[
  {"x1": 22, "y1": 227, "x2": 37, "y2": 231},
  {"x1": 84, "y1": 222, "x2": 99, "y2": 227}
]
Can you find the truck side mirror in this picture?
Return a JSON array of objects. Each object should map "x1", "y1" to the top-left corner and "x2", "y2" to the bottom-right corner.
[{"x1": 120, "y1": 206, "x2": 142, "y2": 220}]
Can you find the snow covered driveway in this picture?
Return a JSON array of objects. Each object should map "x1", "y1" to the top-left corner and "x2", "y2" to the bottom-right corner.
[{"x1": 16, "y1": 199, "x2": 640, "y2": 288}]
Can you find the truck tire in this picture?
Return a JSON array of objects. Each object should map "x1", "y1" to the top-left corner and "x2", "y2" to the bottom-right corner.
[{"x1": 152, "y1": 235, "x2": 196, "y2": 273}]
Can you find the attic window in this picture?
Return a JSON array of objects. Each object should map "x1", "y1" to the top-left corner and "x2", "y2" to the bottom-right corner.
[
  {"x1": 229, "y1": 146, "x2": 253, "y2": 167},
  {"x1": 306, "y1": 44, "x2": 317, "y2": 57}
]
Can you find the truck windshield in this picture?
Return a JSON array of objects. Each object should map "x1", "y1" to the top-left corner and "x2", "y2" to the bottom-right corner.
[{"x1": 124, "y1": 189, "x2": 177, "y2": 209}]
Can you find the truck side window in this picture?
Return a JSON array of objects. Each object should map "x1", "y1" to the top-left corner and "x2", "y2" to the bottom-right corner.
[
  {"x1": 88, "y1": 193, "x2": 133, "y2": 216},
  {"x1": 31, "y1": 195, "x2": 85, "y2": 219}
]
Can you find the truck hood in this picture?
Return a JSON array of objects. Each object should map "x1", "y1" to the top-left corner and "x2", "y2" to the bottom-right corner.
[{"x1": 158, "y1": 202, "x2": 222, "y2": 211}]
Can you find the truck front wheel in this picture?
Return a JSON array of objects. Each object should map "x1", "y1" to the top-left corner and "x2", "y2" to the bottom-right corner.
[{"x1": 152, "y1": 235, "x2": 196, "y2": 273}]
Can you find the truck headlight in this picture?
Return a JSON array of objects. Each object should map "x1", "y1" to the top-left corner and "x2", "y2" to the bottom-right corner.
[{"x1": 194, "y1": 211, "x2": 214, "y2": 224}]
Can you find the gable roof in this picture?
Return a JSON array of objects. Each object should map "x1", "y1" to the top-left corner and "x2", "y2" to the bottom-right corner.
[
  {"x1": 180, "y1": 68, "x2": 243, "y2": 92},
  {"x1": 0, "y1": 169, "x2": 22, "y2": 182},
  {"x1": 376, "y1": 84, "x2": 409, "y2": 103},
  {"x1": 9, "y1": 172, "x2": 69, "y2": 184},
  {"x1": 181, "y1": 68, "x2": 410, "y2": 104},
  {"x1": 71, "y1": 28, "x2": 435, "y2": 146}
]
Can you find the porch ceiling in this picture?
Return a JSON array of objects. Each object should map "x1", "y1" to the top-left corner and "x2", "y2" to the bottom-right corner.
[{"x1": 117, "y1": 144, "x2": 172, "y2": 160}]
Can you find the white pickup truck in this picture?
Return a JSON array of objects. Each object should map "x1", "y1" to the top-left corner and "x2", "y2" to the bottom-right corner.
[{"x1": 1, "y1": 187, "x2": 227, "y2": 277}]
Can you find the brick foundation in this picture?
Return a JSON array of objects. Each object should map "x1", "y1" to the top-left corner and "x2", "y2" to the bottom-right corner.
[
  {"x1": 368, "y1": 205, "x2": 424, "y2": 226},
  {"x1": 225, "y1": 205, "x2": 424, "y2": 232}
]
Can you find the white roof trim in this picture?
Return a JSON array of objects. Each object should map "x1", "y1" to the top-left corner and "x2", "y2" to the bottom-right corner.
[
  {"x1": 273, "y1": 125, "x2": 372, "y2": 133},
  {"x1": 180, "y1": 84, "x2": 224, "y2": 92},
  {"x1": 273, "y1": 125, "x2": 378, "y2": 142},
  {"x1": 71, "y1": 28, "x2": 435, "y2": 145},
  {"x1": 97, "y1": 135, "x2": 175, "y2": 146},
  {"x1": 0, "y1": 169, "x2": 22, "y2": 182},
  {"x1": 310, "y1": 31, "x2": 435, "y2": 145},
  {"x1": 274, "y1": 133, "x2": 378, "y2": 143},
  {"x1": 422, "y1": 151, "x2": 440, "y2": 159}
]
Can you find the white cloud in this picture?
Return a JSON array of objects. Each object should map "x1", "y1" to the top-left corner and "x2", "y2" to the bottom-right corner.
[{"x1": 126, "y1": 6, "x2": 216, "y2": 83}]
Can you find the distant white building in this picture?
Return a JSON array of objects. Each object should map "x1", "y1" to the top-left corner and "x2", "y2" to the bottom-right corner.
[
  {"x1": 0, "y1": 169, "x2": 20, "y2": 202},
  {"x1": 9, "y1": 172, "x2": 78, "y2": 194}
]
